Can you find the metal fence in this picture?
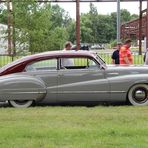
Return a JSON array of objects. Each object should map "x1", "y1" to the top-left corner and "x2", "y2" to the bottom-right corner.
[
  {"x1": 99, "y1": 52, "x2": 144, "y2": 65},
  {"x1": 0, "y1": 52, "x2": 144, "y2": 67}
]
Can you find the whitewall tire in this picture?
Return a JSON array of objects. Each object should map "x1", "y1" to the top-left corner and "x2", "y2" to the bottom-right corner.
[
  {"x1": 128, "y1": 84, "x2": 148, "y2": 106},
  {"x1": 9, "y1": 100, "x2": 33, "y2": 108}
]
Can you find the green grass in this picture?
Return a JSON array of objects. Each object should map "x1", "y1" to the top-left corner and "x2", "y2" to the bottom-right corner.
[{"x1": 0, "y1": 106, "x2": 148, "y2": 148}]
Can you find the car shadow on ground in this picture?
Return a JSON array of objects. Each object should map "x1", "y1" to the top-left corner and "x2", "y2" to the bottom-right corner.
[
  {"x1": 34, "y1": 101, "x2": 129, "y2": 108},
  {"x1": 0, "y1": 102, "x2": 10, "y2": 108},
  {"x1": 0, "y1": 101, "x2": 129, "y2": 108}
]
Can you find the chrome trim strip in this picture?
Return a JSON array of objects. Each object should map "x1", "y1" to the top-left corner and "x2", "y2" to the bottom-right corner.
[
  {"x1": 0, "y1": 89, "x2": 46, "y2": 94},
  {"x1": 0, "y1": 90, "x2": 126, "y2": 94},
  {"x1": 111, "y1": 91, "x2": 126, "y2": 93},
  {"x1": 108, "y1": 73, "x2": 119, "y2": 75},
  {"x1": 57, "y1": 91, "x2": 126, "y2": 94},
  {"x1": 0, "y1": 91, "x2": 46, "y2": 94}
]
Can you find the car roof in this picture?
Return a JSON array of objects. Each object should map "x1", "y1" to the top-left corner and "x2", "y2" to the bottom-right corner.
[
  {"x1": 19, "y1": 50, "x2": 97, "y2": 62},
  {"x1": 0, "y1": 50, "x2": 97, "y2": 74},
  {"x1": 28, "y1": 50, "x2": 96, "y2": 58}
]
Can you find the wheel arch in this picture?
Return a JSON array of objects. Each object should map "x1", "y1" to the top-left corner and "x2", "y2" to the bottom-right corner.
[
  {"x1": 126, "y1": 82, "x2": 148, "y2": 105},
  {"x1": 126, "y1": 82, "x2": 148, "y2": 100}
]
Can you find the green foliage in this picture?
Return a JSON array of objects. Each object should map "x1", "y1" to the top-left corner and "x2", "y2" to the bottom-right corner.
[
  {"x1": 0, "y1": 9, "x2": 7, "y2": 24},
  {"x1": 0, "y1": 2, "x2": 139, "y2": 52},
  {"x1": 51, "y1": 4, "x2": 71, "y2": 28},
  {"x1": 80, "y1": 14, "x2": 93, "y2": 43},
  {"x1": 120, "y1": 9, "x2": 131, "y2": 23},
  {"x1": 10, "y1": 1, "x2": 70, "y2": 53},
  {"x1": 110, "y1": 40, "x2": 118, "y2": 48},
  {"x1": 47, "y1": 27, "x2": 68, "y2": 50},
  {"x1": 130, "y1": 14, "x2": 139, "y2": 21},
  {"x1": 66, "y1": 20, "x2": 76, "y2": 43},
  {"x1": 80, "y1": 5, "x2": 137, "y2": 44},
  {"x1": 111, "y1": 9, "x2": 138, "y2": 25}
]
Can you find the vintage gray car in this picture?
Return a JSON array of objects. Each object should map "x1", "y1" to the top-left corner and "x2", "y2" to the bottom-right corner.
[{"x1": 0, "y1": 50, "x2": 148, "y2": 107}]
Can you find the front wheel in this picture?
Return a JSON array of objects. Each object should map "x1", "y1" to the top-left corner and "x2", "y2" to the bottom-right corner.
[
  {"x1": 9, "y1": 100, "x2": 33, "y2": 108},
  {"x1": 128, "y1": 84, "x2": 148, "y2": 106}
]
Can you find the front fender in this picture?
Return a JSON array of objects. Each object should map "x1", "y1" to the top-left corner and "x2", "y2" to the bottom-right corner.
[
  {"x1": 0, "y1": 74, "x2": 47, "y2": 101},
  {"x1": 108, "y1": 74, "x2": 148, "y2": 92},
  {"x1": 107, "y1": 74, "x2": 148, "y2": 101}
]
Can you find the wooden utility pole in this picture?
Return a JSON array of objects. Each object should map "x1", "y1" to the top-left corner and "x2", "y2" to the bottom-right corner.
[
  {"x1": 76, "y1": 0, "x2": 80, "y2": 50},
  {"x1": 146, "y1": 0, "x2": 148, "y2": 48},
  {"x1": 7, "y1": 0, "x2": 12, "y2": 55},
  {"x1": 117, "y1": 0, "x2": 121, "y2": 43},
  {"x1": 12, "y1": 2, "x2": 16, "y2": 55},
  {"x1": 139, "y1": 0, "x2": 142, "y2": 55}
]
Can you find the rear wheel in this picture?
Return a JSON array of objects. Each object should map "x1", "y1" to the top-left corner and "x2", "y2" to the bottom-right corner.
[
  {"x1": 9, "y1": 100, "x2": 33, "y2": 108},
  {"x1": 128, "y1": 84, "x2": 148, "y2": 106}
]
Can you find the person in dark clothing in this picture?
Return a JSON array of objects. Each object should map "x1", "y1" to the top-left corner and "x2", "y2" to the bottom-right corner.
[
  {"x1": 144, "y1": 48, "x2": 148, "y2": 65},
  {"x1": 111, "y1": 42, "x2": 122, "y2": 64}
]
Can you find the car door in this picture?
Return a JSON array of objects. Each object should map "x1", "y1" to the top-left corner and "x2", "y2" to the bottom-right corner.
[
  {"x1": 25, "y1": 58, "x2": 58, "y2": 103},
  {"x1": 57, "y1": 57, "x2": 110, "y2": 102}
]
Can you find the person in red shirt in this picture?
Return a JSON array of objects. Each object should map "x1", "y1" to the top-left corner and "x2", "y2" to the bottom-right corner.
[{"x1": 119, "y1": 39, "x2": 133, "y2": 65}]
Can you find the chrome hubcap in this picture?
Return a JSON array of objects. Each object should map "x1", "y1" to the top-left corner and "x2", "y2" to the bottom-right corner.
[{"x1": 133, "y1": 87, "x2": 147, "y2": 103}]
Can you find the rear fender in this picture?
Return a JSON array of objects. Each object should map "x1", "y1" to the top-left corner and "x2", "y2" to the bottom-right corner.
[{"x1": 0, "y1": 74, "x2": 46, "y2": 101}]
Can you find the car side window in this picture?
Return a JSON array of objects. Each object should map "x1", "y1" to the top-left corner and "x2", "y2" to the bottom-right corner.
[
  {"x1": 61, "y1": 58, "x2": 74, "y2": 68},
  {"x1": 60, "y1": 57, "x2": 98, "y2": 70},
  {"x1": 25, "y1": 59, "x2": 57, "y2": 71},
  {"x1": 87, "y1": 58, "x2": 98, "y2": 69}
]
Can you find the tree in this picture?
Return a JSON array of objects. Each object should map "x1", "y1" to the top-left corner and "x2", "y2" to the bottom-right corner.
[
  {"x1": 12, "y1": 1, "x2": 69, "y2": 53},
  {"x1": 66, "y1": 19, "x2": 76, "y2": 43},
  {"x1": 0, "y1": 8, "x2": 7, "y2": 24},
  {"x1": 88, "y1": 3, "x2": 98, "y2": 43},
  {"x1": 130, "y1": 14, "x2": 139, "y2": 21},
  {"x1": 1, "y1": 1, "x2": 139, "y2": 52},
  {"x1": 120, "y1": 9, "x2": 132, "y2": 23},
  {"x1": 111, "y1": 9, "x2": 138, "y2": 25},
  {"x1": 80, "y1": 7, "x2": 115, "y2": 43},
  {"x1": 80, "y1": 14, "x2": 93, "y2": 43},
  {"x1": 51, "y1": 4, "x2": 71, "y2": 28},
  {"x1": 96, "y1": 15, "x2": 115, "y2": 43}
]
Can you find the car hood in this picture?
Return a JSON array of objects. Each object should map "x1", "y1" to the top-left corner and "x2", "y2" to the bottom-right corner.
[{"x1": 106, "y1": 65, "x2": 148, "y2": 75}]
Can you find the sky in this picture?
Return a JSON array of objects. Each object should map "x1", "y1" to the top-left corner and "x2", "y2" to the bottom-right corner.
[{"x1": 54, "y1": 1, "x2": 147, "y2": 19}]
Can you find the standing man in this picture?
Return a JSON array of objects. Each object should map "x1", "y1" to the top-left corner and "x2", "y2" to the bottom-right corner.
[
  {"x1": 144, "y1": 48, "x2": 148, "y2": 65},
  {"x1": 63, "y1": 41, "x2": 72, "y2": 51},
  {"x1": 119, "y1": 39, "x2": 133, "y2": 65},
  {"x1": 111, "y1": 42, "x2": 122, "y2": 64},
  {"x1": 62, "y1": 41, "x2": 74, "y2": 67}
]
